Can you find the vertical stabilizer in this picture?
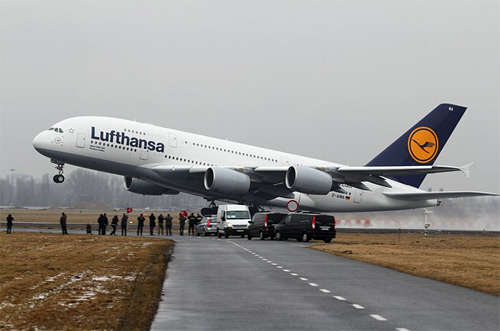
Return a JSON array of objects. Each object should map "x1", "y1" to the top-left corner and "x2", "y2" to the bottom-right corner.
[{"x1": 366, "y1": 103, "x2": 466, "y2": 188}]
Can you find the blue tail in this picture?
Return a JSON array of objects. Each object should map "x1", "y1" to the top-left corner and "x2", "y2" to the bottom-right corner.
[{"x1": 366, "y1": 103, "x2": 467, "y2": 188}]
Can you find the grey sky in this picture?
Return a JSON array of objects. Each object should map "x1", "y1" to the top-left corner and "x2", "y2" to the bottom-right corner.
[{"x1": 1, "y1": 0, "x2": 499, "y2": 193}]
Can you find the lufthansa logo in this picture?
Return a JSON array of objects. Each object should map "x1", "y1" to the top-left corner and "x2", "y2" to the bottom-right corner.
[{"x1": 408, "y1": 127, "x2": 439, "y2": 163}]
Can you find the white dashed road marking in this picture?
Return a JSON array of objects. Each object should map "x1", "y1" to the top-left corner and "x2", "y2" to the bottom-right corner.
[
  {"x1": 370, "y1": 314, "x2": 387, "y2": 321},
  {"x1": 230, "y1": 241, "x2": 412, "y2": 331}
]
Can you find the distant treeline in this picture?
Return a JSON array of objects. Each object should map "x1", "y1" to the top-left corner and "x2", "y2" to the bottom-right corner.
[{"x1": 0, "y1": 169, "x2": 207, "y2": 209}]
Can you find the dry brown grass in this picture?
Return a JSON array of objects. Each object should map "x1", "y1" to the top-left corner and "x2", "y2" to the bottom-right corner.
[
  {"x1": 311, "y1": 233, "x2": 500, "y2": 296},
  {"x1": 0, "y1": 232, "x2": 173, "y2": 330}
]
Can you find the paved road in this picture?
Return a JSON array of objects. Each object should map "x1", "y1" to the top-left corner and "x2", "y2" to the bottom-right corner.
[{"x1": 151, "y1": 235, "x2": 499, "y2": 331}]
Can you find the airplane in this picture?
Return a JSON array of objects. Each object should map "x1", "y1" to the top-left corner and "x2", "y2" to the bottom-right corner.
[{"x1": 32, "y1": 103, "x2": 497, "y2": 213}]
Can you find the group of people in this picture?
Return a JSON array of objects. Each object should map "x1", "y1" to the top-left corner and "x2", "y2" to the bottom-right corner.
[
  {"x1": 93, "y1": 213, "x2": 129, "y2": 236},
  {"x1": 4, "y1": 211, "x2": 204, "y2": 236},
  {"x1": 178, "y1": 212, "x2": 203, "y2": 236},
  {"x1": 135, "y1": 213, "x2": 173, "y2": 236}
]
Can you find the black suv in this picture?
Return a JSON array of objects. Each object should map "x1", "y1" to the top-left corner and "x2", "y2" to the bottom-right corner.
[
  {"x1": 274, "y1": 212, "x2": 336, "y2": 243},
  {"x1": 247, "y1": 212, "x2": 287, "y2": 240}
]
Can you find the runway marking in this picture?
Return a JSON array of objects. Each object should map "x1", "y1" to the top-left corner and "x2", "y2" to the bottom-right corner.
[
  {"x1": 272, "y1": 263, "x2": 278, "y2": 266},
  {"x1": 277, "y1": 266, "x2": 283, "y2": 269},
  {"x1": 290, "y1": 273, "x2": 298, "y2": 276},
  {"x1": 333, "y1": 296, "x2": 346, "y2": 301},
  {"x1": 283, "y1": 269, "x2": 290, "y2": 272},
  {"x1": 396, "y1": 328, "x2": 411, "y2": 331},
  {"x1": 320, "y1": 289, "x2": 331, "y2": 293},
  {"x1": 299, "y1": 277, "x2": 308, "y2": 281},
  {"x1": 309, "y1": 283, "x2": 318, "y2": 287},
  {"x1": 267, "y1": 261, "x2": 273, "y2": 263},
  {"x1": 370, "y1": 314, "x2": 387, "y2": 321},
  {"x1": 352, "y1": 304, "x2": 365, "y2": 309}
]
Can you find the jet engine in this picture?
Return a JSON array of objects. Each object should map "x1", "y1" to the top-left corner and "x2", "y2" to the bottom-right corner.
[
  {"x1": 204, "y1": 167, "x2": 251, "y2": 195},
  {"x1": 285, "y1": 166, "x2": 333, "y2": 195},
  {"x1": 124, "y1": 177, "x2": 179, "y2": 195}
]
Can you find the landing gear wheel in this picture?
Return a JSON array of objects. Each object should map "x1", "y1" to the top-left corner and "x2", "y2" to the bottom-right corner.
[{"x1": 53, "y1": 174, "x2": 65, "y2": 183}]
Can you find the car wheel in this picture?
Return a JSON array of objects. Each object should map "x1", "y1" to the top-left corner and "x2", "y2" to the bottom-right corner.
[
  {"x1": 301, "y1": 232, "x2": 310, "y2": 242},
  {"x1": 324, "y1": 238, "x2": 332, "y2": 243},
  {"x1": 275, "y1": 231, "x2": 282, "y2": 241},
  {"x1": 259, "y1": 231, "x2": 265, "y2": 240}
]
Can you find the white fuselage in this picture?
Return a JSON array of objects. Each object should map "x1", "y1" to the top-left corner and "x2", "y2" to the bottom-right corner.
[{"x1": 32, "y1": 116, "x2": 437, "y2": 212}]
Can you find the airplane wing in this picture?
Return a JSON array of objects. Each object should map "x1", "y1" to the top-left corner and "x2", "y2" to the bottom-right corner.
[
  {"x1": 384, "y1": 191, "x2": 498, "y2": 201},
  {"x1": 142, "y1": 163, "x2": 495, "y2": 201}
]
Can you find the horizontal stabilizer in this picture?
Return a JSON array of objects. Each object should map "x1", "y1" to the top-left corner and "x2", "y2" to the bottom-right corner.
[{"x1": 384, "y1": 191, "x2": 498, "y2": 201}]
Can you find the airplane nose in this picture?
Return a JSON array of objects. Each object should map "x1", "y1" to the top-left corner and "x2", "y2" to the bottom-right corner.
[{"x1": 32, "y1": 131, "x2": 47, "y2": 152}]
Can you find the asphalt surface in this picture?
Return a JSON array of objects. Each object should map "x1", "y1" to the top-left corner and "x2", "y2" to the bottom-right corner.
[{"x1": 151, "y1": 235, "x2": 499, "y2": 331}]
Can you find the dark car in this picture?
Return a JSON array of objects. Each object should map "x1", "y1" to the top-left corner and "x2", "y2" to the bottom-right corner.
[
  {"x1": 274, "y1": 212, "x2": 336, "y2": 243},
  {"x1": 247, "y1": 212, "x2": 287, "y2": 240},
  {"x1": 196, "y1": 216, "x2": 217, "y2": 236}
]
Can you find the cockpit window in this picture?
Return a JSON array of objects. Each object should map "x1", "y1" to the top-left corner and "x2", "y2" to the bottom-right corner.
[{"x1": 49, "y1": 127, "x2": 64, "y2": 133}]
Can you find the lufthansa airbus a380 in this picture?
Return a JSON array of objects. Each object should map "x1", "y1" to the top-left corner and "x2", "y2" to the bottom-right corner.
[{"x1": 32, "y1": 104, "x2": 496, "y2": 213}]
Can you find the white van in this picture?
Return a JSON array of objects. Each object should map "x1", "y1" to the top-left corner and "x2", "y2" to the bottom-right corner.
[{"x1": 216, "y1": 205, "x2": 251, "y2": 238}]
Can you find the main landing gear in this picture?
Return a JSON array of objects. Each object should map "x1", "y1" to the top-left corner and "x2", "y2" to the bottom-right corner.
[
  {"x1": 201, "y1": 200, "x2": 218, "y2": 216},
  {"x1": 53, "y1": 163, "x2": 65, "y2": 183}
]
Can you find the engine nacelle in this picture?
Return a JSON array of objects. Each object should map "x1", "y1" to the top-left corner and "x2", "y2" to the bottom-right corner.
[
  {"x1": 204, "y1": 167, "x2": 251, "y2": 195},
  {"x1": 124, "y1": 177, "x2": 179, "y2": 195},
  {"x1": 285, "y1": 166, "x2": 333, "y2": 195}
]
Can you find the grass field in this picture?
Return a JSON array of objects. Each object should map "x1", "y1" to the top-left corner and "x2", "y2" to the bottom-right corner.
[
  {"x1": 311, "y1": 233, "x2": 500, "y2": 296},
  {"x1": 0, "y1": 233, "x2": 173, "y2": 330}
]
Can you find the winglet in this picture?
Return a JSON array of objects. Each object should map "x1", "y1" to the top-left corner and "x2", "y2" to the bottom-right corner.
[{"x1": 460, "y1": 162, "x2": 473, "y2": 178}]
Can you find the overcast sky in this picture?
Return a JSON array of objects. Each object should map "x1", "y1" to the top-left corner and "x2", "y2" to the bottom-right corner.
[{"x1": 1, "y1": 0, "x2": 499, "y2": 193}]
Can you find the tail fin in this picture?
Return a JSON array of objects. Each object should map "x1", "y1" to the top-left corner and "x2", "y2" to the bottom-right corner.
[{"x1": 366, "y1": 103, "x2": 466, "y2": 188}]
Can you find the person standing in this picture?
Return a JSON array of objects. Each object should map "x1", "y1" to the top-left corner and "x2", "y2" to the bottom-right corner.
[
  {"x1": 97, "y1": 214, "x2": 103, "y2": 235},
  {"x1": 137, "y1": 214, "x2": 145, "y2": 236},
  {"x1": 196, "y1": 213, "x2": 203, "y2": 227},
  {"x1": 110, "y1": 215, "x2": 119, "y2": 235},
  {"x1": 149, "y1": 213, "x2": 156, "y2": 235},
  {"x1": 188, "y1": 213, "x2": 196, "y2": 236},
  {"x1": 121, "y1": 213, "x2": 128, "y2": 236},
  {"x1": 60, "y1": 212, "x2": 68, "y2": 235},
  {"x1": 102, "y1": 213, "x2": 108, "y2": 235},
  {"x1": 6, "y1": 214, "x2": 13, "y2": 234},
  {"x1": 86, "y1": 223, "x2": 92, "y2": 234},
  {"x1": 157, "y1": 213, "x2": 164, "y2": 235},
  {"x1": 165, "y1": 213, "x2": 173, "y2": 236},
  {"x1": 179, "y1": 213, "x2": 186, "y2": 236}
]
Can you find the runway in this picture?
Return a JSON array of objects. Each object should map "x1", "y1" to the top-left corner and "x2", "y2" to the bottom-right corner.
[{"x1": 151, "y1": 235, "x2": 499, "y2": 331}]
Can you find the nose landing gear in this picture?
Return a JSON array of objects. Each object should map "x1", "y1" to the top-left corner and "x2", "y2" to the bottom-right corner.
[{"x1": 53, "y1": 163, "x2": 65, "y2": 183}]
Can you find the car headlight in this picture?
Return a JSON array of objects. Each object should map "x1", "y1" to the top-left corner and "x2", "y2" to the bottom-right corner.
[{"x1": 226, "y1": 223, "x2": 233, "y2": 228}]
